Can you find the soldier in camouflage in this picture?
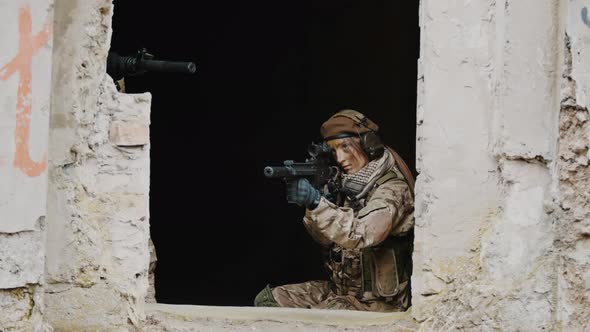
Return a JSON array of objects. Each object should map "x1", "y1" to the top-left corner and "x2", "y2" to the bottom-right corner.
[{"x1": 255, "y1": 110, "x2": 415, "y2": 312}]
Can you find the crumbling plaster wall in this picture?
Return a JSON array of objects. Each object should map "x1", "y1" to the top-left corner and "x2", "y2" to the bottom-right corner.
[
  {"x1": 4, "y1": 0, "x2": 590, "y2": 330},
  {"x1": 44, "y1": 0, "x2": 151, "y2": 330},
  {"x1": 0, "y1": 1, "x2": 53, "y2": 331},
  {"x1": 555, "y1": 0, "x2": 590, "y2": 327},
  {"x1": 414, "y1": 0, "x2": 589, "y2": 330}
]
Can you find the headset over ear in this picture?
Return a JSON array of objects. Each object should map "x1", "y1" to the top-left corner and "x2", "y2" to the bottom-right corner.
[
  {"x1": 331, "y1": 110, "x2": 385, "y2": 160},
  {"x1": 360, "y1": 130, "x2": 384, "y2": 160}
]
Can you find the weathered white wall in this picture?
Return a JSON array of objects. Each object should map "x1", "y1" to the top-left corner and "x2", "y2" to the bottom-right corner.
[
  {"x1": 44, "y1": 0, "x2": 151, "y2": 330},
  {"x1": 0, "y1": 1, "x2": 53, "y2": 330},
  {"x1": 415, "y1": 0, "x2": 589, "y2": 330},
  {"x1": 0, "y1": 0, "x2": 151, "y2": 329},
  {"x1": 3, "y1": 0, "x2": 589, "y2": 330},
  {"x1": 555, "y1": 0, "x2": 590, "y2": 328}
]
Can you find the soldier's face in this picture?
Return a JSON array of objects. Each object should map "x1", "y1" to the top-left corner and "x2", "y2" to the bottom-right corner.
[{"x1": 326, "y1": 137, "x2": 369, "y2": 174}]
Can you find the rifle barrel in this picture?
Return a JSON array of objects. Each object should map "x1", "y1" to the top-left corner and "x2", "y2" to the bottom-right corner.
[
  {"x1": 139, "y1": 59, "x2": 196, "y2": 74},
  {"x1": 264, "y1": 165, "x2": 315, "y2": 178}
]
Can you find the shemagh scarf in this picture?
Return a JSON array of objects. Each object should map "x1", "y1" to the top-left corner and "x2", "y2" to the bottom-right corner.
[{"x1": 341, "y1": 149, "x2": 394, "y2": 200}]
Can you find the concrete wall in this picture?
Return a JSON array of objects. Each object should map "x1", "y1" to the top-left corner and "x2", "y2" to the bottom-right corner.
[
  {"x1": 0, "y1": 0, "x2": 150, "y2": 329},
  {"x1": 414, "y1": 0, "x2": 589, "y2": 330},
  {"x1": 556, "y1": 0, "x2": 590, "y2": 327},
  {"x1": 0, "y1": 1, "x2": 53, "y2": 330},
  {"x1": 44, "y1": 0, "x2": 151, "y2": 330},
  {"x1": 2, "y1": 0, "x2": 589, "y2": 330}
]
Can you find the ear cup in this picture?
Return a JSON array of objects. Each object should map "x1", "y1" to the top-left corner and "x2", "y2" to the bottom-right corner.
[{"x1": 360, "y1": 131, "x2": 384, "y2": 160}]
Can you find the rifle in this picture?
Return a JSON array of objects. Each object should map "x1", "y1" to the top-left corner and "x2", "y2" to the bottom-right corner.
[
  {"x1": 107, "y1": 48, "x2": 196, "y2": 81},
  {"x1": 264, "y1": 142, "x2": 341, "y2": 203}
]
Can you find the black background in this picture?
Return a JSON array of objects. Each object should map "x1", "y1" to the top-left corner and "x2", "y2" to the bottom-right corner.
[{"x1": 110, "y1": 0, "x2": 419, "y2": 306}]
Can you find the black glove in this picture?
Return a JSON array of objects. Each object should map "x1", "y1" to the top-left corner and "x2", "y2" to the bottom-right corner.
[{"x1": 285, "y1": 178, "x2": 321, "y2": 209}]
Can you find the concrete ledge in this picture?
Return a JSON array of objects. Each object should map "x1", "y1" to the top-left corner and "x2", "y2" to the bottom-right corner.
[{"x1": 146, "y1": 303, "x2": 414, "y2": 327}]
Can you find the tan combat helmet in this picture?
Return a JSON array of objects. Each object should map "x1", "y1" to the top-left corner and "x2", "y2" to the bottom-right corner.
[
  {"x1": 321, "y1": 109, "x2": 415, "y2": 193},
  {"x1": 320, "y1": 109, "x2": 379, "y2": 141},
  {"x1": 320, "y1": 109, "x2": 384, "y2": 161}
]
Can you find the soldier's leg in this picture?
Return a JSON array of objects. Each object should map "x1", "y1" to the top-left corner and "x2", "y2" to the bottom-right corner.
[
  {"x1": 317, "y1": 294, "x2": 367, "y2": 311},
  {"x1": 317, "y1": 295, "x2": 399, "y2": 312},
  {"x1": 254, "y1": 280, "x2": 332, "y2": 309},
  {"x1": 316, "y1": 281, "x2": 411, "y2": 312},
  {"x1": 254, "y1": 284, "x2": 280, "y2": 307},
  {"x1": 254, "y1": 282, "x2": 403, "y2": 312}
]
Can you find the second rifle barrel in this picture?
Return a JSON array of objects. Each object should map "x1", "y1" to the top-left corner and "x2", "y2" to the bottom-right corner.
[{"x1": 140, "y1": 59, "x2": 196, "y2": 74}]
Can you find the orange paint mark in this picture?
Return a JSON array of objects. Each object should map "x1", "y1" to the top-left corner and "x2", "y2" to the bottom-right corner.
[{"x1": 0, "y1": 4, "x2": 52, "y2": 177}]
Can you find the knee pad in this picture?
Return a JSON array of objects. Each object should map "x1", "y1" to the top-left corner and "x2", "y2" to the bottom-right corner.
[{"x1": 254, "y1": 284, "x2": 279, "y2": 307}]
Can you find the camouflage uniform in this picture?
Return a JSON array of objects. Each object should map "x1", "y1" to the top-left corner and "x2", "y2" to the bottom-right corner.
[{"x1": 261, "y1": 148, "x2": 414, "y2": 312}]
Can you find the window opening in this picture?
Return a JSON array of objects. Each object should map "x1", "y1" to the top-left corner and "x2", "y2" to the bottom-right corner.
[{"x1": 110, "y1": 0, "x2": 419, "y2": 306}]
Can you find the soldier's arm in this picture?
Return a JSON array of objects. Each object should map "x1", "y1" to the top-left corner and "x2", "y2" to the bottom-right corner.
[
  {"x1": 303, "y1": 179, "x2": 413, "y2": 249},
  {"x1": 302, "y1": 214, "x2": 333, "y2": 246}
]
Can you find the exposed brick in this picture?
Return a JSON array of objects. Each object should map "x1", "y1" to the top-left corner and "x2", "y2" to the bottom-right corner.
[{"x1": 109, "y1": 121, "x2": 150, "y2": 146}]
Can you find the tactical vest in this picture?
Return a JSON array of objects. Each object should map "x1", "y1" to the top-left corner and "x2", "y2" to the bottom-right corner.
[
  {"x1": 362, "y1": 168, "x2": 414, "y2": 299},
  {"x1": 326, "y1": 165, "x2": 414, "y2": 301}
]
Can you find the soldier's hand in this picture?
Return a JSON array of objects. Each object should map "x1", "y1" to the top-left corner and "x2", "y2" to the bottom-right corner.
[{"x1": 285, "y1": 178, "x2": 321, "y2": 209}]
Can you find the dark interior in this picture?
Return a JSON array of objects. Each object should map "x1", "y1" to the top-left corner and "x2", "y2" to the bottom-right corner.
[{"x1": 110, "y1": 0, "x2": 419, "y2": 306}]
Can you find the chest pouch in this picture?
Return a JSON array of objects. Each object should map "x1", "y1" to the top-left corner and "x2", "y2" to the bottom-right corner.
[{"x1": 362, "y1": 234, "x2": 413, "y2": 298}]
